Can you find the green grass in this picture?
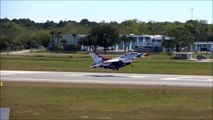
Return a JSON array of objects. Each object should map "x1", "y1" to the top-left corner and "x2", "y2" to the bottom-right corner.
[
  {"x1": 1, "y1": 53, "x2": 212, "y2": 75},
  {"x1": 0, "y1": 82, "x2": 212, "y2": 120}
]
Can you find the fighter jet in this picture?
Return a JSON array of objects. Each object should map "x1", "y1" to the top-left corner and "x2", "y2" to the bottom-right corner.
[{"x1": 89, "y1": 52, "x2": 149, "y2": 71}]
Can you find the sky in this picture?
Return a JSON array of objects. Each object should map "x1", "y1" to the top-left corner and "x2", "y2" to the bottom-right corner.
[{"x1": 0, "y1": 0, "x2": 212, "y2": 23}]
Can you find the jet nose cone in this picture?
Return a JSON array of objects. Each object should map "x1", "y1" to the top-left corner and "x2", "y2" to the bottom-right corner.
[
  {"x1": 137, "y1": 53, "x2": 143, "y2": 57},
  {"x1": 137, "y1": 53, "x2": 149, "y2": 57}
]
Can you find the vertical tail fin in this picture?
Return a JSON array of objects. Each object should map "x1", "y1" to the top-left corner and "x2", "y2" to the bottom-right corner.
[{"x1": 89, "y1": 52, "x2": 107, "y2": 63}]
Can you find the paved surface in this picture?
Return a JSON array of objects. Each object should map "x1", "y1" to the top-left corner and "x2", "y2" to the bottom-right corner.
[
  {"x1": 0, "y1": 50, "x2": 31, "y2": 55},
  {"x1": 0, "y1": 49, "x2": 46, "y2": 55},
  {"x1": 1, "y1": 70, "x2": 212, "y2": 87},
  {"x1": 190, "y1": 58, "x2": 213, "y2": 63}
]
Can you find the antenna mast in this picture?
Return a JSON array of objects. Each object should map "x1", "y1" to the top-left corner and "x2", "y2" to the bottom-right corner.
[{"x1": 191, "y1": 8, "x2": 194, "y2": 20}]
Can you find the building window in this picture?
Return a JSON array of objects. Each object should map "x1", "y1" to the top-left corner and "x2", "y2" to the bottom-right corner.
[
  {"x1": 197, "y1": 44, "x2": 201, "y2": 50},
  {"x1": 139, "y1": 37, "x2": 143, "y2": 42},
  {"x1": 207, "y1": 44, "x2": 211, "y2": 49},
  {"x1": 157, "y1": 39, "x2": 162, "y2": 42},
  {"x1": 145, "y1": 37, "x2": 150, "y2": 40},
  {"x1": 152, "y1": 39, "x2": 156, "y2": 42},
  {"x1": 145, "y1": 39, "x2": 150, "y2": 42}
]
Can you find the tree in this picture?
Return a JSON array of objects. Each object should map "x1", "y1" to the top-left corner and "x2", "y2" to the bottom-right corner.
[
  {"x1": 38, "y1": 31, "x2": 51, "y2": 47},
  {"x1": 0, "y1": 38, "x2": 10, "y2": 50},
  {"x1": 185, "y1": 20, "x2": 212, "y2": 42},
  {"x1": 91, "y1": 24, "x2": 120, "y2": 53},
  {"x1": 80, "y1": 19, "x2": 90, "y2": 26},
  {"x1": 162, "y1": 37, "x2": 174, "y2": 55},
  {"x1": 88, "y1": 34, "x2": 98, "y2": 52},
  {"x1": 78, "y1": 34, "x2": 98, "y2": 52},
  {"x1": 42, "y1": 20, "x2": 57, "y2": 29},
  {"x1": 26, "y1": 39, "x2": 37, "y2": 48},
  {"x1": 1, "y1": 18, "x2": 212, "y2": 52},
  {"x1": 78, "y1": 36, "x2": 89, "y2": 49},
  {"x1": 120, "y1": 35, "x2": 135, "y2": 53},
  {"x1": 169, "y1": 27, "x2": 194, "y2": 52},
  {"x1": 79, "y1": 18, "x2": 98, "y2": 26},
  {"x1": 11, "y1": 18, "x2": 36, "y2": 28},
  {"x1": 120, "y1": 19, "x2": 139, "y2": 34}
]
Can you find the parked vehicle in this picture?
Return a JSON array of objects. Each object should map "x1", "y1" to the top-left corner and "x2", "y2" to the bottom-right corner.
[{"x1": 196, "y1": 55, "x2": 207, "y2": 60}]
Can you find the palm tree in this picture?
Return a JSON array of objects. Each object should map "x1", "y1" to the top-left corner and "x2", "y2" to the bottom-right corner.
[
  {"x1": 55, "y1": 32, "x2": 62, "y2": 45},
  {"x1": 49, "y1": 31, "x2": 56, "y2": 46},
  {"x1": 120, "y1": 35, "x2": 135, "y2": 53},
  {"x1": 127, "y1": 36, "x2": 135, "y2": 52},
  {"x1": 72, "y1": 33, "x2": 77, "y2": 45}
]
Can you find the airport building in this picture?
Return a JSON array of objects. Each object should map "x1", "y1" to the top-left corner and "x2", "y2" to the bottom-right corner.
[
  {"x1": 49, "y1": 34, "x2": 212, "y2": 52},
  {"x1": 114, "y1": 34, "x2": 171, "y2": 52},
  {"x1": 192, "y1": 41, "x2": 213, "y2": 51}
]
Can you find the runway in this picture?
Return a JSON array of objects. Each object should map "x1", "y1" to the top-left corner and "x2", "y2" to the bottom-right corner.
[{"x1": 1, "y1": 70, "x2": 212, "y2": 87}]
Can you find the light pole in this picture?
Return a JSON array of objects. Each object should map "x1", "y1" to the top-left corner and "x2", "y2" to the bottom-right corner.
[{"x1": 191, "y1": 8, "x2": 194, "y2": 20}]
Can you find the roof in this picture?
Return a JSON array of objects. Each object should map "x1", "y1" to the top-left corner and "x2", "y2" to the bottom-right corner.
[{"x1": 173, "y1": 52, "x2": 194, "y2": 54}]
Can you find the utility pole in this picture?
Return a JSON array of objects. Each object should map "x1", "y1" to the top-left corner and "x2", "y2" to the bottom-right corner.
[{"x1": 191, "y1": 8, "x2": 194, "y2": 20}]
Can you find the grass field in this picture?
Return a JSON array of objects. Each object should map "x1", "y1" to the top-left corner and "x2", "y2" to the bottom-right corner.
[
  {"x1": 1, "y1": 52, "x2": 212, "y2": 75},
  {"x1": 1, "y1": 52, "x2": 212, "y2": 119},
  {"x1": 0, "y1": 82, "x2": 212, "y2": 120}
]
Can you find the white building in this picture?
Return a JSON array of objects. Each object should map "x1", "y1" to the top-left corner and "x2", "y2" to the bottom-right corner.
[
  {"x1": 193, "y1": 41, "x2": 213, "y2": 51},
  {"x1": 115, "y1": 34, "x2": 170, "y2": 51},
  {"x1": 49, "y1": 33, "x2": 212, "y2": 52}
]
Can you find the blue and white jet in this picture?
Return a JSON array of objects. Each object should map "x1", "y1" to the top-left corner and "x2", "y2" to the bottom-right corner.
[{"x1": 89, "y1": 52, "x2": 149, "y2": 71}]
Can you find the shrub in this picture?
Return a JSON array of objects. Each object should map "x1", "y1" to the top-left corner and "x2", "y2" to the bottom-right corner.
[
  {"x1": 64, "y1": 45, "x2": 81, "y2": 51},
  {"x1": 48, "y1": 45, "x2": 63, "y2": 51}
]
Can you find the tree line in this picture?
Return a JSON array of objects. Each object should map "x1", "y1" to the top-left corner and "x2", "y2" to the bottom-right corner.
[{"x1": 0, "y1": 18, "x2": 212, "y2": 52}]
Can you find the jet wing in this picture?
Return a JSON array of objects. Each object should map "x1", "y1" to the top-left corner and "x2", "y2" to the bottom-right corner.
[{"x1": 104, "y1": 57, "x2": 120, "y2": 63}]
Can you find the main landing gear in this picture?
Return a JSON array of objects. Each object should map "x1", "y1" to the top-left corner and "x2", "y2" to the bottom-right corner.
[{"x1": 112, "y1": 68, "x2": 119, "y2": 71}]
